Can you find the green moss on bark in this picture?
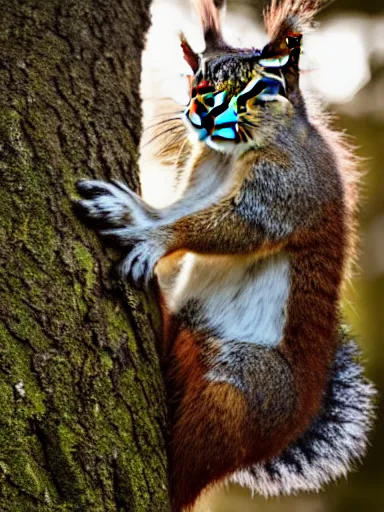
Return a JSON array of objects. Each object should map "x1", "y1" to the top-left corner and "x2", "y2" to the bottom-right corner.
[{"x1": 0, "y1": 1, "x2": 170, "y2": 510}]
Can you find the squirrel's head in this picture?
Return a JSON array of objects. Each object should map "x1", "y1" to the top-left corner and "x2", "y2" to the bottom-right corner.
[{"x1": 182, "y1": 0, "x2": 327, "y2": 152}]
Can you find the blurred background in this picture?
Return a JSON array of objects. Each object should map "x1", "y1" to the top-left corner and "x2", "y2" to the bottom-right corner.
[{"x1": 140, "y1": 1, "x2": 384, "y2": 510}]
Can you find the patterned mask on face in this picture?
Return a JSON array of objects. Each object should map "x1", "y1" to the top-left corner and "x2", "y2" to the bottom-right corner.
[{"x1": 184, "y1": 60, "x2": 288, "y2": 150}]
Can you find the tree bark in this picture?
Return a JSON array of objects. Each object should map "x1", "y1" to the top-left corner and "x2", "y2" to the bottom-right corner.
[{"x1": 0, "y1": 1, "x2": 170, "y2": 511}]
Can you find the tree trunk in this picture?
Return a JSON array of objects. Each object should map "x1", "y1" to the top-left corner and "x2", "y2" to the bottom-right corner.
[{"x1": 0, "y1": 1, "x2": 170, "y2": 511}]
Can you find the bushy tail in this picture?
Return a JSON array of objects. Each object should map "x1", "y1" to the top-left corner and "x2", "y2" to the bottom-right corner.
[{"x1": 231, "y1": 339, "x2": 376, "y2": 497}]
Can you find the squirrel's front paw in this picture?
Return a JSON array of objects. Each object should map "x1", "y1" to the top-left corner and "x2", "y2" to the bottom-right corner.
[
  {"x1": 73, "y1": 179, "x2": 156, "y2": 246},
  {"x1": 73, "y1": 179, "x2": 165, "y2": 285},
  {"x1": 120, "y1": 238, "x2": 165, "y2": 285}
]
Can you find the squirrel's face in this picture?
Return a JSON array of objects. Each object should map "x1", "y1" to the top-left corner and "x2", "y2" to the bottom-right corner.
[
  {"x1": 181, "y1": 4, "x2": 304, "y2": 153},
  {"x1": 184, "y1": 51, "x2": 299, "y2": 152}
]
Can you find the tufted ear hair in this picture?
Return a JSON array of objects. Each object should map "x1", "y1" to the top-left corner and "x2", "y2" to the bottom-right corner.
[
  {"x1": 261, "y1": 0, "x2": 331, "y2": 67},
  {"x1": 264, "y1": 0, "x2": 331, "y2": 39},
  {"x1": 194, "y1": 0, "x2": 229, "y2": 52},
  {"x1": 264, "y1": 0, "x2": 333, "y2": 40}
]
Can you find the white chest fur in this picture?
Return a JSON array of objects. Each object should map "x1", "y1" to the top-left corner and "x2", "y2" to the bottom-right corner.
[{"x1": 166, "y1": 252, "x2": 290, "y2": 347}]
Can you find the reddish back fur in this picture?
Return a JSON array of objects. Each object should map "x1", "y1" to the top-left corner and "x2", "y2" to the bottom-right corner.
[{"x1": 168, "y1": 328, "x2": 252, "y2": 512}]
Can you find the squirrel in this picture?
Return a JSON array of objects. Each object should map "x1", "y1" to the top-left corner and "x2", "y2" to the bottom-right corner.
[{"x1": 73, "y1": 1, "x2": 376, "y2": 511}]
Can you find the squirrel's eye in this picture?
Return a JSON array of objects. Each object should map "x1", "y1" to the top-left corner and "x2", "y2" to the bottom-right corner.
[
  {"x1": 286, "y1": 33, "x2": 303, "y2": 50},
  {"x1": 259, "y1": 54, "x2": 289, "y2": 68},
  {"x1": 203, "y1": 94, "x2": 215, "y2": 108}
]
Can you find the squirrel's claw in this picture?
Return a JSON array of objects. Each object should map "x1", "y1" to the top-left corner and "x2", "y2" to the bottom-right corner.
[
  {"x1": 73, "y1": 179, "x2": 164, "y2": 285},
  {"x1": 119, "y1": 239, "x2": 164, "y2": 286}
]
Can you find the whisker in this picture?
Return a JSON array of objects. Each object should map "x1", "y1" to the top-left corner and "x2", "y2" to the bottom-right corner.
[
  {"x1": 238, "y1": 126, "x2": 251, "y2": 142},
  {"x1": 146, "y1": 110, "x2": 184, "y2": 120},
  {"x1": 142, "y1": 126, "x2": 185, "y2": 148},
  {"x1": 144, "y1": 117, "x2": 183, "y2": 132},
  {"x1": 239, "y1": 119, "x2": 258, "y2": 129},
  {"x1": 244, "y1": 126, "x2": 253, "y2": 139},
  {"x1": 175, "y1": 139, "x2": 188, "y2": 168}
]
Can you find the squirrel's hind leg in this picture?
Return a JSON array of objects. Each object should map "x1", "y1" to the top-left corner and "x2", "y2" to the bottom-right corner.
[
  {"x1": 167, "y1": 330, "x2": 295, "y2": 512},
  {"x1": 169, "y1": 367, "x2": 252, "y2": 512}
]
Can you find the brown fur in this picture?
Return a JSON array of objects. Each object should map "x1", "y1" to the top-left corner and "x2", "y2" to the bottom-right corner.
[
  {"x1": 281, "y1": 201, "x2": 348, "y2": 437},
  {"x1": 162, "y1": 201, "x2": 354, "y2": 512},
  {"x1": 152, "y1": 117, "x2": 358, "y2": 507},
  {"x1": 148, "y1": 2, "x2": 359, "y2": 510},
  {"x1": 167, "y1": 326, "x2": 299, "y2": 511},
  {"x1": 167, "y1": 328, "x2": 252, "y2": 511}
]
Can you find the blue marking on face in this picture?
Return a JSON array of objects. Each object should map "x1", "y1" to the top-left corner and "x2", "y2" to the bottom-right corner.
[
  {"x1": 211, "y1": 127, "x2": 237, "y2": 140},
  {"x1": 214, "y1": 106, "x2": 238, "y2": 127},
  {"x1": 197, "y1": 128, "x2": 209, "y2": 141},
  {"x1": 185, "y1": 71, "x2": 286, "y2": 146}
]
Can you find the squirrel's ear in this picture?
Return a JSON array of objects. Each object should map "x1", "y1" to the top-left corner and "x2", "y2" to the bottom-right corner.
[
  {"x1": 180, "y1": 33, "x2": 200, "y2": 74},
  {"x1": 263, "y1": 0, "x2": 328, "y2": 57},
  {"x1": 261, "y1": 0, "x2": 329, "y2": 68},
  {"x1": 263, "y1": 0, "x2": 329, "y2": 40},
  {"x1": 194, "y1": 0, "x2": 228, "y2": 52}
]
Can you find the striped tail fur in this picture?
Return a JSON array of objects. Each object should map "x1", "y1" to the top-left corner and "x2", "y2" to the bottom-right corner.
[{"x1": 231, "y1": 336, "x2": 376, "y2": 496}]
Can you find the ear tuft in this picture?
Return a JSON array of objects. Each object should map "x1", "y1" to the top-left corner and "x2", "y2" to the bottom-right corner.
[
  {"x1": 194, "y1": 0, "x2": 228, "y2": 51},
  {"x1": 263, "y1": 0, "x2": 331, "y2": 42}
]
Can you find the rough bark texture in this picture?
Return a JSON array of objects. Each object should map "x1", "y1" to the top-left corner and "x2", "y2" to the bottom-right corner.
[{"x1": 0, "y1": 1, "x2": 171, "y2": 511}]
